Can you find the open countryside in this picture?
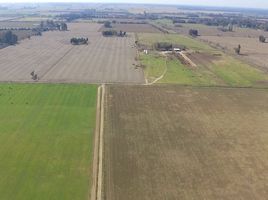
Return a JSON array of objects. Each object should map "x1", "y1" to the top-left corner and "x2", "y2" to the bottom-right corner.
[
  {"x1": 0, "y1": 23, "x2": 144, "y2": 83},
  {"x1": 0, "y1": 2, "x2": 267, "y2": 200}
]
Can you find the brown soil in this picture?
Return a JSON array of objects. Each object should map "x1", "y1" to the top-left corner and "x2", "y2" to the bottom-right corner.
[
  {"x1": 187, "y1": 51, "x2": 221, "y2": 66},
  {"x1": 103, "y1": 85, "x2": 268, "y2": 200}
]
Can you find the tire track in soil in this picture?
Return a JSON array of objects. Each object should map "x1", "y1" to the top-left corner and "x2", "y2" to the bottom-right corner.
[{"x1": 38, "y1": 46, "x2": 75, "y2": 80}]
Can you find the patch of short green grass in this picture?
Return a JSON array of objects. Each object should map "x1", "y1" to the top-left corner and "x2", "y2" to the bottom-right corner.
[
  {"x1": 212, "y1": 57, "x2": 268, "y2": 86},
  {"x1": 0, "y1": 84, "x2": 97, "y2": 200},
  {"x1": 141, "y1": 52, "x2": 211, "y2": 85},
  {"x1": 162, "y1": 58, "x2": 200, "y2": 84},
  {"x1": 140, "y1": 53, "x2": 166, "y2": 82}
]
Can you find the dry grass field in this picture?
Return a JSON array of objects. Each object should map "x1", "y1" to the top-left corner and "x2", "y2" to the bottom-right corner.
[
  {"x1": 103, "y1": 85, "x2": 268, "y2": 200},
  {"x1": 0, "y1": 23, "x2": 144, "y2": 83}
]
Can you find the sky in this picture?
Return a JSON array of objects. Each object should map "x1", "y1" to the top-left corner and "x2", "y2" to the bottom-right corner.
[{"x1": 2, "y1": 0, "x2": 268, "y2": 9}]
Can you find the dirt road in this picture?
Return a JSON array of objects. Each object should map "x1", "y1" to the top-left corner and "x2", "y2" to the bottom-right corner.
[{"x1": 90, "y1": 85, "x2": 105, "y2": 200}]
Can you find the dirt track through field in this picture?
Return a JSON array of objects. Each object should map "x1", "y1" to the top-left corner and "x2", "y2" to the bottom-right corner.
[
  {"x1": 38, "y1": 46, "x2": 75, "y2": 79},
  {"x1": 0, "y1": 23, "x2": 144, "y2": 83},
  {"x1": 146, "y1": 54, "x2": 167, "y2": 85},
  {"x1": 91, "y1": 85, "x2": 105, "y2": 200}
]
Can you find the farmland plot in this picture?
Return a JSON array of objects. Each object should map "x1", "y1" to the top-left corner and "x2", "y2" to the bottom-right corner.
[
  {"x1": 138, "y1": 33, "x2": 268, "y2": 86},
  {"x1": 200, "y1": 35, "x2": 268, "y2": 70},
  {"x1": 103, "y1": 85, "x2": 268, "y2": 200},
  {"x1": 0, "y1": 83, "x2": 97, "y2": 200},
  {"x1": 174, "y1": 23, "x2": 268, "y2": 38},
  {"x1": 0, "y1": 23, "x2": 144, "y2": 83},
  {"x1": 99, "y1": 23, "x2": 162, "y2": 33}
]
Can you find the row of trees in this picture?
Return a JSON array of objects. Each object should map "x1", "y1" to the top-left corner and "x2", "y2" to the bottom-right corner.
[
  {"x1": 58, "y1": 9, "x2": 96, "y2": 22},
  {"x1": 0, "y1": 31, "x2": 18, "y2": 45},
  {"x1": 70, "y1": 37, "x2": 88, "y2": 45},
  {"x1": 102, "y1": 30, "x2": 127, "y2": 37},
  {"x1": 171, "y1": 15, "x2": 268, "y2": 32},
  {"x1": 155, "y1": 42, "x2": 172, "y2": 51},
  {"x1": 102, "y1": 30, "x2": 117, "y2": 36},
  {"x1": 39, "y1": 20, "x2": 68, "y2": 31},
  {"x1": 154, "y1": 42, "x2": 186, "y2": 51},
  {"x1": 104, "y1": 21, "x2": 112, "y2": 28},
  {"x1": 189, "y1": 29, "x2": 198, "y2": 37}
]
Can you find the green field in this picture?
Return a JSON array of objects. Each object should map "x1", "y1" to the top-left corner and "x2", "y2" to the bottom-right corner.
[
  {"x1": 0, "y1": 84, "x2": 97, "y2": 200},
  {"x1": 138, "y1": 33, "x2": 268, "y2": 87},
  {"x1": 141, "y1": 53, "x2": 206, "y2": 85}
]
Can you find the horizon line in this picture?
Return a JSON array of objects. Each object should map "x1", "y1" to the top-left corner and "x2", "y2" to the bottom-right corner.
[{"x1": 1, "y1": 2, "x2": 268, "y2": 11}]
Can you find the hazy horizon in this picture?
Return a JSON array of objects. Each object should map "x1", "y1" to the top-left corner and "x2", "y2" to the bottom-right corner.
[{"x1": 1, "y1": 0, "x2": 268, "y2": 10}]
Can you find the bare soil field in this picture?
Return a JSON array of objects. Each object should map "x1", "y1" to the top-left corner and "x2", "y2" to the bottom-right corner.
[
  {"x1": 103, "y1": 85, "x2": 268, "y2": 200},
  {"x1": 186, "y1": 51, "x2": 221, "y2": 66},
  {"x1": 99, "y1": 23, "x2": 162, "y2": 33},
  {"x1": 0, "y1": 23, "x2": 144, "y2": 83}
]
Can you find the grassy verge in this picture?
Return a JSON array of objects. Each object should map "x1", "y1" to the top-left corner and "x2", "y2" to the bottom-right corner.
[{"x1": 0, "y1": 83, "x2": 97, "y2": 200}]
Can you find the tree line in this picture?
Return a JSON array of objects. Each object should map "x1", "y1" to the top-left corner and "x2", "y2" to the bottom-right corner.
[
  {"x1": 39, "y1": 20, "x2": 68, "y2": 31},
  {"x1": 0, "y1": 31, "x2": 18, "y2": 45},
  {"x1": 171, "y1": 15, "x2": 268, "y2": 32},
  {"x1": 102, "y1": 30, "x2": 127, "y2": 37}
]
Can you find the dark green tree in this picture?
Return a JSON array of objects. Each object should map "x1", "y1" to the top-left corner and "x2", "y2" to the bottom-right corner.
[
  {"x1": 3, "y1": 31, "x2": 18, "y2": 45},
  {"x1": 104, "y1": 21, "x2": 112, "y2": 28},
  {"x1": 259, "y1": 35, "x2": 266, "y2": 43}
]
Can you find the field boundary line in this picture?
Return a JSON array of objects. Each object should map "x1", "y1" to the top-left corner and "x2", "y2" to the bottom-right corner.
[
  {"x1": 90, "y1": 86, "x2": 102, "y2": 200},
  {"x1": 98, "y1": 84, "x2": 105, "y2": 200},
  {"x1": 90, "y1": 84, "x2": 105, "y2": 200}
]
